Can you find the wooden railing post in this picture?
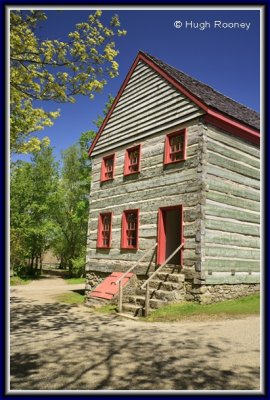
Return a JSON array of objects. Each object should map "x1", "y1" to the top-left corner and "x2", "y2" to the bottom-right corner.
[
  {"x1": 140, "y1": 242, "x2": 184, "y2": 317},
  {"x1": 118, "y1": 281, "x2": 123, "y2": 313},
  {"x1": 145, "y1": 282, "x2": 150, "y2": 317},
  {"x1": 141, "y1": 242, "x2": 184, "y2": 290}
]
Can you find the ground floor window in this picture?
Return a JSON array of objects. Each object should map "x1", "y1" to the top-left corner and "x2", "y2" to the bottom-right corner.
[
  {"x1": 121, "y1": 209, "x2": 139, "y2": 249},
  {"x1": 97, "y1": 212, "x2": 112, "y2": 248}
]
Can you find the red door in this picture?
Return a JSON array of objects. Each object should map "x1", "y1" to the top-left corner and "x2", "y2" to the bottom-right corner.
[{"x1": 157, "y1": 205, "x2": 183, "y2": 266}]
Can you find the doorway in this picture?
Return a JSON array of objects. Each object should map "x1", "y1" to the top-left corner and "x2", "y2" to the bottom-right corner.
[{"x1": 157, "y1": 205, "x2": 183, "y2": 266}]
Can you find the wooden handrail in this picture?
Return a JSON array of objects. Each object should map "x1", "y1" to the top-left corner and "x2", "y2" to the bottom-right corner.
[
  {"x1": 114, "y1": 242, "x2": 157, "y2": 313},
  {"x1": 141, "y1": 242, "x2": 184, "y2": 290},
  {"x1": 141, "y1": 242, "x2": 184, "y2": 317},
  {"x1": 114, "y1": 242, "x2": 157, "y2": 286}
]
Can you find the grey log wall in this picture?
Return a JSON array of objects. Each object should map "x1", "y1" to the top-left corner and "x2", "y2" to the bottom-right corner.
[
  {"x1": 202, "y1": 124, "x2": 260, "y2": 284},
  {"x1": 91, "y1": 61, "x2": 204, "y2": 157},
  {"x1": 86, "y1": 119, "x2": 205, "y2": 277}
]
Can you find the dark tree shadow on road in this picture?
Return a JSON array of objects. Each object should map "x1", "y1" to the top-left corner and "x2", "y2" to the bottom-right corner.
[{"x1": 9, "y1": 296, "x2": 260, "y2": 391}]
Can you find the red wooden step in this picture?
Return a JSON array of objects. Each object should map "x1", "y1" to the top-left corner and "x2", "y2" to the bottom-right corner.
[{"x1": 90, "y1": 272, "x2": 134, "y2": 300}]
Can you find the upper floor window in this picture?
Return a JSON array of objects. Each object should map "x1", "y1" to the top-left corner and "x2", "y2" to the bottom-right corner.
[
  {"x1": 101, "y1": 154, "x2": 115, "y2": 182},
  {"x1": 164, "y1": 129, "x2": 187, "y2": 165},
  {"x1": 97, "y1": 212, "x2": 112, "y2": 248},
  {"x1": 124, "y1": 145, "x2": 141, "y2": 176},
  {"x1": 121, "y1": 209, "x2": 139, "y2": 249}
]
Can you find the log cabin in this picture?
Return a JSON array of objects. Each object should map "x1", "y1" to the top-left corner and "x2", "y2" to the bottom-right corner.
[{"x1": 85, "y1": 51, "x2": 260, "y2": 315}]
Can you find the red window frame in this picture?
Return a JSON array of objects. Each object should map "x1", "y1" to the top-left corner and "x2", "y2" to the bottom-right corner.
[
  {"x1": 97, "y1": 212, "x2": 113, "y2": 248},
  {"x1": 164, "y1": 129, "x2": 187, "y2": 165},
  {"x1": 121, "y1": 209, "x2": 139, "y2": 250},
  {"x1": 124, "y1": 145, "x2": 141, "y2": 176},
  {"x1": 100, "y1": 154, "x2": 115, "y2": 182}
]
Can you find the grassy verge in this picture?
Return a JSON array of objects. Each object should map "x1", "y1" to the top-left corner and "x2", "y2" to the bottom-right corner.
[
  {"x1": 94, "y1": 304, "x2": 117, "y2": 314},
  {"x1": 10, "y1": 276, "x2": 32, "y2": 286},
  {"x1": 55, "y1": 292, "x2": 85, "y2": 304},
  {"x1": 64, "y1": 277, "x2": 85, "y2": 285},
  {"x1": 144, "y1": 294, "x2": 260, "y2": 322}
]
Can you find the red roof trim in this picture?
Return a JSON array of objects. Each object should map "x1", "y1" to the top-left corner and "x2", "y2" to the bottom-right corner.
[
  {"x1": 204, "y1": 112, "x2": 260, "y2": 145},
  {"x1": 88, "y1": 51, "x2": 260, "y2": 156},
  {"x1": 140, "y1": 52, "x2": 209, "y2": 112}
]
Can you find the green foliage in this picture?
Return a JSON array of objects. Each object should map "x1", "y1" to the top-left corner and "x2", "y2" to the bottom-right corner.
[
  {"x1": 49, "y1": 145, "x2": 89, "y2": 276},
  {"x1": 10, "y1": 276, "x2": 32, "y2": 286},
  {"x1": 10, "y1": 145, "x2": 59, "y2": 272},
  {"x1": 10, "y1": 10, "x2": 126, "y2": 153},
  {"x1": 10, "y1": 96, "x2": 114, "y2": 278},
  {"x1": 144, "y1": 294, "x2": 260, "y2": 322},
  {"x1": 94, "y1": 304, "x2": 117, "y2": 314},
  {"x1": 70, "y1": 253, "x2": 87, "y2": 278},
  {"x1": 65, "y1": 277, "x2": 85, "y2": 285},
  {"x1": 55, "y1": 292, "x2": 85, "y2": 304},
  {"x1": 49, "y1": 96, "x2": 114, "y2": 277}
]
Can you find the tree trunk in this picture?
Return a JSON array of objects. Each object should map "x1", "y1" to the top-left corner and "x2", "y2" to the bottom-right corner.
[
  {"x1": 68, "y1": 259, "x2": 72, "y2": 276},
  {"x1": 30, "y1": 255, "x2": 34, "y2": 270},
  {"x1": 39, "y1": 254, "x2": 43, "y2": 274}
]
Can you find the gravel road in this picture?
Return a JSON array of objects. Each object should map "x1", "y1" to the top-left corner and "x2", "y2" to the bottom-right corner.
[{"x1": 9, "y1": 276, "x2": 261, "y2": 392}]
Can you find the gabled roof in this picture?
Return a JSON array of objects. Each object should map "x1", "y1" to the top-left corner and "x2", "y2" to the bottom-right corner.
[
  {"x1": 89, "y1": 51, "x2": 260, "y2": 156},
  {"x1": 142, "y1": 52, "x2": 260, "y2": 131}
]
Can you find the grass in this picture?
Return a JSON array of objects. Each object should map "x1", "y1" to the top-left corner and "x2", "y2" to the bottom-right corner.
[
  {"x1": 64, "y1": 277, "x2": 85, "y2": 285},
  {"x1": 144, "y1": 294, "x2": 260, "y2": 322},
  {"x1": 10, "y1": 276, "x2": 32, "y2": 286},
  {"x1": 94, "y1": 304, "x2": 117, "y2": 314},
  {"x1": 55, "y1": 292, "x2": 85, "y2": 304}
]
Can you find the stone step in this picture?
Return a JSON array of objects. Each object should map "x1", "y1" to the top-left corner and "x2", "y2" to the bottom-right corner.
[
  {"x1": 116, "y1": 313, "x2": 139, "y2": 320},
  {"x1": 134, "y1": 288, "x2": 178, "y2": 302},
  {"x1": 155, "y1": 272, "x2": 185, "y2": 283},
  {"x1": 84, "y1": 296, "x2": 110, "y2": 309},
  {"x1": 127, "y1": 295, "x2": 165, "y2": 309},
  {"x1": 121, "y1": 303, "x2": 144, "y2": 317},
  {"x1": 148, "y1": 279, "x2": 184, "y2": 291}
]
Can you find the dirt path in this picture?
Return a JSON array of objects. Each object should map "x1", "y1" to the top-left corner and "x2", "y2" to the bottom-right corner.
[
  {"x1": 10, "y1": 276, "x2": 261, "y2": 392},
  {"x1": 11, "y1": 275, "x2": 85, "y2": 303}
]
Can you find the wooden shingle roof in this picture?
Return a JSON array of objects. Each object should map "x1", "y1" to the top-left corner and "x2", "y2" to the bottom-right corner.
[{"x1": 142, "y1": 52, "x2": 260, "y2": 130}]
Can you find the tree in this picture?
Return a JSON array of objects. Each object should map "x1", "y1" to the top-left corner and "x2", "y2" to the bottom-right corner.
[
  {"x1": 49, "y1": 95, "x2": 114, "y2": 276},
  {"x1": 50, "y1": 144, "x2": 90, "y2": 276},
  {"x1": 10, "y1": 10, "x2": 126, "y2": 153},
  {"x1": 10, "y1": 145, "x2": 58, "y2": 274}
]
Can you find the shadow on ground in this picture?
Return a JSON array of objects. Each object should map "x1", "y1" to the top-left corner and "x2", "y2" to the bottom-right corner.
[{"x1": 10, "y1": 296, "x2": 260, "y2": 391}]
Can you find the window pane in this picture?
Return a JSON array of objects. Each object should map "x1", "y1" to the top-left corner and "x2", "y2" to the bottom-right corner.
[
  {"x1": 169, "y1": 134, "x2": 184, "y2": 161},
  {"x1": 127, "y1": 213, "x2": 136, "y2": 229},
  {"x1": 105, "y1": 157, "x2": 114, "y2": 179},
  {"x1": 130, "y1": 150, "x2": 138, "y2": 164},
  {"x1": 125, "y1": 211, "x2": 137, "y2": 247},
  {"x1": 100, "y1": 214, "x2": 111, "y2": 247},
  {"x1": 127, "y1": 148, "x2": 139, "y2": 173}
]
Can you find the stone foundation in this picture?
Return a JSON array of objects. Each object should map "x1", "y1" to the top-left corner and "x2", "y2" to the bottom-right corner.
[
  {"x1": 85, "y1": 271, "x2": 260, "y2": 306},
  {"x1": 185, "y1": 282, "x2": 260, "y2": 304},
  {"x1": 85, "y1": 271, "x2": 109, "y2": 296}
]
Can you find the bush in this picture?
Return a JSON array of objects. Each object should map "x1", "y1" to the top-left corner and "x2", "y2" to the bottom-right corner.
[
  {"x1": 70, "y1": 254, "x2": 85, "y2": 277},
  {"x1": 13, "y1": 264, "x2": 41, "y2": 278}
]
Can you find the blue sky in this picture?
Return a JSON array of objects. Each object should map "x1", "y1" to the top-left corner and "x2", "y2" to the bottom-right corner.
[{"x1": 14, "y1": 7, "x2": 261, "y2": 161}]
